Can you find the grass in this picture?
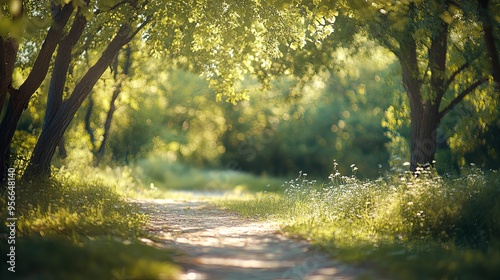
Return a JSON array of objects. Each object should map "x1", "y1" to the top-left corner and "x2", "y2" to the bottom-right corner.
[
  {"x1": 3, "y1": 159, "x2": 498, "y2": 279},
  {"x1": 217, "y1": 164, "x2": 500, "y2": 279},
  {"x1": 0, "y1": 170, "x2": 181, "y2": 280}
]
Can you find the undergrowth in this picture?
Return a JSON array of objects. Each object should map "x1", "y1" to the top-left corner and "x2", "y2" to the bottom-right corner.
[
  {"x1": 220, "y1": 163, "x2": 500, "y2": 279},
  {"x1": 0, "y1": 169, "x2": 180, "y2": 279}
]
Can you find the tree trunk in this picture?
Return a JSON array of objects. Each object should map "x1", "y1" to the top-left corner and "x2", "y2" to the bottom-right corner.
[
  {"x1": 94, "y1": 44, "x2": 132, "y2": 165},
  {"x1": 396, "y1": 17, "x2": 437, "y2": 172},
  {"x1": 478, "y1": 0, "x2": 500, "y2": 91},
  {"x1": 0, "y1": 95, "x2": 27, "y2": 181},
  {"x1": 43, "y1": 11, "x2": 88, "y2": 162},
  {"x1": 84, "y1": 93, "x2": 97, "y2": 150},
  {"x1": 0, "y1": 4, "x2": 73, "y2": 183},
  {"x1": 23, "y1": 25, "x2": 135, "y2": 179},
  {"x1": 409, "y1": 101, "x2": 440, "y2": 171},
  {"x1": 57, "y1": 138, "x2": 68, "y2": 159},
  {"x1": 94, "y1": 84, "x2": 120, "y2": 165},
  {"x1": 398, "y1": 11, "x2": 449, "y2": 172},
  {"x1": 0, "y1": 38, "x2": 18, "y2": 116},
  {"x1": 406, "y1": 19, "x2": 448, "y2": 171}
]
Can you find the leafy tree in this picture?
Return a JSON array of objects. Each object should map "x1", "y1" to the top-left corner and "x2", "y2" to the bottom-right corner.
[
  {"x1": 298, "y1": 0, "x2": 499, "y2": 171},
  {"x1": 1, "y1": 1, "x2": 73, "y2": 181},
  {"x1": 0, "y1": 0, "x2": 145, "y2": 180},
  {"x1": 363, "y1": 0, "x2": 499, "y2": 171},
  {"x1": 23, "y1": 1, "x2": 148, "y2": 178}
]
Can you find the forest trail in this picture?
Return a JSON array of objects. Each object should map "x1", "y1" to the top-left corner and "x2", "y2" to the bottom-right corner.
[{"x1": 134, "y1": 197, "x2": 377, "y2": 280}]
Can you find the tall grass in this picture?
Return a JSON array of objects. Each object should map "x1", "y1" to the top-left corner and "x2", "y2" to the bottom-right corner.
[
  {"x1": 0, "y1": 169, "x2": 180, "y2": 279},
  {"x1": 220, "y1": 164, "x2": 500, "y2": 279}
]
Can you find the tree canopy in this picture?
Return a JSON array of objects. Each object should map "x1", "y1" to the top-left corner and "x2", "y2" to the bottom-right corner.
[
  {"x1": 1, "y1": 0, "x2": 498, "y2": 182},
  {"x1": 1, "y1": 0, "x2": 343, "y2": 180}
]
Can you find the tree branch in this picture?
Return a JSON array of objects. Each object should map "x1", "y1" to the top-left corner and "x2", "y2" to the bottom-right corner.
[
  {"x1": 95, "y1": 0, "x2": 137, "y2": 15},
  {"x1": 122, "y1": 17, "x2": 151, "y2": 44},
  {"x1": 17, "y1": 4, "x2": 74, "y2": 103},
  {"x1": 439, "y1": 76, "x2": 489, "y2": 120},
  {"x1": 444, "y1": 62, "x2": 469, "y2": 91}
]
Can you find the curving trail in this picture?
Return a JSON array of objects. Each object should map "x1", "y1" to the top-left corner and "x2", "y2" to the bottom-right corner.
[{"x1": 135, "y1": 198, "x2": 376, "y2": 280}]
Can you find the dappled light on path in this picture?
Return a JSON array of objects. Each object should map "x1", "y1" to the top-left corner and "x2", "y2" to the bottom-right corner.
[{"x1": 134, "y1": 198, "x2": 374, "y2": 280}]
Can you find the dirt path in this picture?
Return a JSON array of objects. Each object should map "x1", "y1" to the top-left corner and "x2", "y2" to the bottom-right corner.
[{"x1": 135, "y1": 198, "x2": 375, "y2": 280}]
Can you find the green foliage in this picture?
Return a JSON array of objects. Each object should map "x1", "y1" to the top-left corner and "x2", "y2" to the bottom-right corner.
[
  {"x1": 0, "y1": 0, "x2": 24, "y2": 39},
  {"x1": 382, "y1": 88, "x2": 411, "y2": 170},
  {"x1": 217, "y1": 41, "x2": 396, "y2": 178},
  {"x1": 9, "y1": 130, "x2": 37, "y2": 172},
  {"x1": 103, "y1": 67, "x2": 227, "y2": 164},
  {"x1": 96, "y1": 42, "x2": 396, "y2": 179},
  {"x1": 141, "y1": 0, "x2": 341, "y2": 102},
  {"x1": 444, "y1": 95, "x2": 500, "y2": 170},
  {"x1": 220, "y1": 167, "x2": 500, "y2": 278}
]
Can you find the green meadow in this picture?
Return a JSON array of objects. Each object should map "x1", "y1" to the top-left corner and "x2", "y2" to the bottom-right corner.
[{"x1": 219, "y1": 165, "x2": 500, "y2": 279}]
